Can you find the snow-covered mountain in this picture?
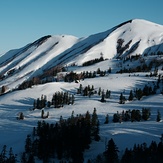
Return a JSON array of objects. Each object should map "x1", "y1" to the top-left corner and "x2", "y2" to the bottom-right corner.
[
  {"x1": 0, "y1": 19, "x2": 163, "y2": 90},
  {"x1": 0, "y1": 19, "x2": 163, "y2": 162}
]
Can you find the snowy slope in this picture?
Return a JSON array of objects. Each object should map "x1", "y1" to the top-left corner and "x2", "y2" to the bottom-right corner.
[{"x1": 0, "y1": 19, "x2": 163, "y2": 91}]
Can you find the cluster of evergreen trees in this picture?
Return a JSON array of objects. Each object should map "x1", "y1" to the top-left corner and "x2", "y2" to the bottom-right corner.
[
  {"x1": 51, "y1": 91, "x2": 74, "y2": 108},
  {"x1": 121, "y1": 139, "x2": 163, "y2": 163},
  {"x1": 120, "y1": 83, "x2": 158, "y2": 104},
  {"x1": 33, "y1": 92, "x2": 74, "y2": 109},
  {"x1": 23, "y1": 109, "x2": 100, "y2": 162},
  {"x1": 112, "y1": 108, "x2": 151, "y2": 123},
  {"x1": 33, "y1": 95, "x2": 47, "y2": 109},
  {"x1": 82, "y1": 67, "x2": 111, "y2": 79},
  {"x1": 77, "y1": 84, "x2": 111, "y2": 102},
  {"x1": 82, "y1": 54, "x2": 104, "y2": 66},
  {"x1": 64, "y1": 67, "x2": 111, "y2": 83},
  {"x1": 91, "y1": 136, "x2": 163, "y2": 163},
  {"x1": 0, "y1": 145, "x2": 17, "y2": 163},
  {"x1": 18, "y1": 77, "x2": 41, "y2": 90},
  {"x1": 77, "y1": 84, "x2": 95, "y2": 97},
  {"x1": 116, "y1": 64, "x2": 150, "y2": 73}
]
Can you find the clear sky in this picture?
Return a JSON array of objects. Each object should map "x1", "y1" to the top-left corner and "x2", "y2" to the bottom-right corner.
[{"x1": 0, "y1": 0, "x2": 163, "y2": 54}]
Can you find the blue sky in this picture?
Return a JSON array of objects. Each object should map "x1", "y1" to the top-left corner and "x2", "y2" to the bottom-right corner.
[{"x1": 0, "y1": 0, "x2": 163, "y2": 54}]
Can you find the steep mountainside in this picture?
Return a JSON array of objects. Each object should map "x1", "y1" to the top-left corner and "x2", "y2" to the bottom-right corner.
[{"x1": 0, "y1": 19, "x2": 163, "y2": 90}]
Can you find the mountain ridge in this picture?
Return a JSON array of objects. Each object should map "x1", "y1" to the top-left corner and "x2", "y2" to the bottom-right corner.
[{"x1": 0, "y1": 19, "x2": 163, "y2": 91}]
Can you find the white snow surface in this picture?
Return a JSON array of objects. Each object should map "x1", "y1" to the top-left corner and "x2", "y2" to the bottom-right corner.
[{"x1": 0, "y1": 19, "x2": 163, "y2": 162}]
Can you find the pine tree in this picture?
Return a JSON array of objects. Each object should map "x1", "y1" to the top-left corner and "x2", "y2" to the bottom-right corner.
[
  {"x1": 113, "y1": 112, "x2": 120, "y2": 123},
  {"x1": 33, "y1": 100, "x2": 37, "y2": 110},
  {"x1": 136, "y1": 88, "x2": 143, "y2": 100},
  {"x1": 97, "y1": 68, "x2": 101, "y2": 74},
  {"x1": 119, "y1": 93, "x2": 125, "y2": 104},
  {"x1": 100, "y1": 91, "x2": 106, "y2": 102},
  {"x1": 25, "y1": 135, "x2": 32, "y2": 154},
  {"x1": 128, "y1": 90, "x2": 133, "y2": 101},
  {"x1": 8, "y1": 147, "x2": 17, "y2": 163},
  {"x1": 104, "y1": 114, "x2": 109, "y2": 124},
  {"x1": 157, "y1": 110, "x2": 161, "y2": 122},
  {"x1": 71, "y1": 94, "x2": 75, "y2": 104},
  {"x1": 85, "y1": 111, "x2": 91, "y2": 125},
  {"x1": 104, "y1": 138, "x2": 119, "y2": 163},
  {"x1": 79, "y1": 84, "x2": 83, "y2": 94},
  {"x1": 91, "y1": 108, "x2": 98, "y2": 126},
  {"x1": 91, "y1": 108, "x2": 100, "y2": 141},
  {"x1": 142, "y1": 108, "x2": 151, "y2": 121},
  {"x1": 41, "y1": 109, "x2": 44, "y2": 118},
  {"x1": 21, "y1": 152, "x2": 27, "y2": 163},
  {"x1": 121, "y1": 148, "x2": 133, "y2": 163},
  {"x1": 0, "y1": 145, "x2": 7, "y2": 162},
  {"x1": 105, "y1": 89, "x2": 111, "y2": 98},
  {"x1": 83, "y1": 86, "x2": 88, "y2": 96},
  {"x1": 108, "y1": 67, "x2": 112, "y2": 73},
  {"x1": 98, "y1": 87, "x2": 101, "y2": 96}
]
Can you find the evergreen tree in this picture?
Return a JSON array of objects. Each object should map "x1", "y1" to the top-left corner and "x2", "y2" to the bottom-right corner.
[
  {"x1": 25, "y1": 135, "x2": 32, "y2": 154},
  {"x1": 78, "y1": 84, "x2": 83, "y2": 94},
  {"x1": 98, "y1": 87, "x2": 101, "y2": 96},
  {"x1": 136, "y1": 88, "x2": 143, "y2": 100},
  {"x1": 121, "y1": 148, "x2": 133, "y2": 163},
  {"x1": 108, "y1": 67, "x2": 112, "y2": 73},
  {"x1": 119, "y1": 93, "x2": 125, "y2": 104},
  {"x1": 85, "y1": 111, "x2": 91, "y2": 125},
  {"x1": 157, "y1": 110, "x2": 161, "y2": 122},
  {"x1": 113, "y1": 112, "x2": 120, "y2": 123},
  {"x1": 0, "y1": 145, "x2": 7, "y2": 162},
  {"x1": 83, "y1": 86, "x2": 88, "y2": 96},
  {"x1": 91, "y1": 108, "x2": 100, "y2": 141},
  {"x1": 71, "y1": 94, "x2": 75, "y2": 104},
  {"x1": 93, "y1": 71, "x2": 96, "y2": 78},
  {"x1": 100, "y1": 91, "x2": 106, "y2": 102},
  {"x1": 104, "y1": 114, "x2": 109, "y2": 124},
  {"x1": 105, "y1": 89, "x2": 111, "y2": 98},
  {"x1": 104, "y1": 138, "x2": 119, "y2": 163},
  {"x1": 142, "y1": 108, "x2": 151, "y2": 121},
  {"x1": 41, "y1": 109, "x2": 44, "y2": 118},
  {"x1": 33, "y1": 100, "x2": 37, "y2": 110},
  {"x1": 128, "y1": 90, "x2": 133, "y2": 101},
  {"x1": 131, "y1": 110, "x2": 141, "y2": 122},
  {"x1": 97, "y1": 68, "x2": 101, "y2": 74},
  {"x1": 21, "y1": 152, "x2": 27, "y2": 163}
]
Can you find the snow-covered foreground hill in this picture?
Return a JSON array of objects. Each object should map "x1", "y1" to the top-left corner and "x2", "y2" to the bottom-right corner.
[{"x1": 0, "y1": 59, "x2": 163, "y2": 162}]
